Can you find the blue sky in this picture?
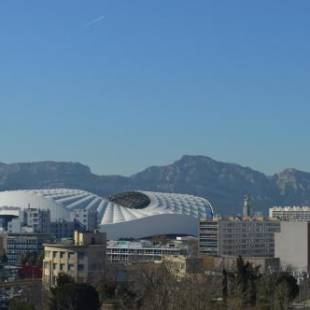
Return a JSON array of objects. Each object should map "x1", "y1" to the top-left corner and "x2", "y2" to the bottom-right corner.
[{"x1": 0, "y1": 0, "x2": 309, "y2": 175}]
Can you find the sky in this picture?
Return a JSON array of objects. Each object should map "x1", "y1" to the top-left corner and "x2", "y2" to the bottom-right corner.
[{"x1": 0, "y1": 0, "x2": 309, "y2": 176}]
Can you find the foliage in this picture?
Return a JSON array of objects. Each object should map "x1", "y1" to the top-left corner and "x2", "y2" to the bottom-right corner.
[
  {"x1": 97, "y1": 262, "x2": 222, "y2": 310},
  {"x1": 20, "y1": 252, "x2": 43, "y2": 267},
  {"x1": 0, "y1": 253, "x2": 8, "y2": 264},
  {"x1": 96, "y1": 257, "x2": 300, "y2": 310},
  {"x1": 49, "y1": 273, "x2": 100, "y2": 310},
  {"x1": 224, "y1": 256, "x2": 262, "y2": 307},
  {"x1": 9, "y1": 299, "x2": 35, "y2": 310},
  {"x1": 224, "y1": 257, "x2": 299, "y2": 310}
]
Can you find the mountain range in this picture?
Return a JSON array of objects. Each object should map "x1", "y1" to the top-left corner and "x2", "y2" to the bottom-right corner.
[{"x1": 0, "y1": 155, "x2": 310, "y2": 215}]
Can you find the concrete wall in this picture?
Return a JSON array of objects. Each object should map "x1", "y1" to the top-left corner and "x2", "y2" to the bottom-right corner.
[{"x1": 275, "y1": 221, "x2": 309, "y2": 273}]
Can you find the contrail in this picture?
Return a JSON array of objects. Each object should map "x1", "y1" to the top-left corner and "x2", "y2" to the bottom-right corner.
[{"x1": 84, "y1": 15, "x2": 105, "y2": 28}]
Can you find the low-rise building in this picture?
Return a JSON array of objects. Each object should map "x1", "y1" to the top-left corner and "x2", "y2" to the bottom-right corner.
[
  {"x1": 270, "y1": 206, "x2": 310, "y2": 221},
  {"x1": 106, "y1": 240, "x2": 188, "y2": 264},
  {"x1": 199, "y1": 216, "x2": 280, "y2": 257},
  {"x1": 42, "y1": 231, "x2": 106, "y2": 288}
]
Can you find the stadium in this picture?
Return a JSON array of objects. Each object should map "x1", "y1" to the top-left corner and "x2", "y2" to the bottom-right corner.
[{"x1": 0, "y1": 189, "x2": 214, "y2": 239}]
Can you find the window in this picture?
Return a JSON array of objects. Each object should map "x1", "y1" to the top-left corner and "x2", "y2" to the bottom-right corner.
[
  {"x1": 53, "y1": 263, "x2": 57, "y2": 270},
  {"x1": 60, "y1": 252, "x2": 65, "y2": 259},
  {"x1": 60, "y1": 264, "x2": 64, "y2": 271},
  {"x1": 45, "y1": 251, "x2": 50, "y2": 258},
  {"x1": 78, "y1": 264, "x2": 84, "y2": 271},
  {"x1": 68, "y1": 264, "x2": 74, "y2": 271},
  {"x1": 52, "y1": 252, "x2": 57, "y2": 259},
  {"x1": 78, "y1": 252, "x2": 84, "y2": 260}
]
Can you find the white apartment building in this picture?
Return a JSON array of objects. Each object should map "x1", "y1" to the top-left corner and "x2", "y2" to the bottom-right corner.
[{"x1": 270, "y1": 206, "x2": 310, "y2": 221}]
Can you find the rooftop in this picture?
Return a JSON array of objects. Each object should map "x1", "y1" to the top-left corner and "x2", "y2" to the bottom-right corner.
[{"x1": 107, "y1": 240, "x2": 187, "y2": 250}]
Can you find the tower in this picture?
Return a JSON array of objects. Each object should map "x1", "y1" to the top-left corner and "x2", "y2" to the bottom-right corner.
[{"x1": 243, "y1": 194, "x2": 252, "y2": 217}]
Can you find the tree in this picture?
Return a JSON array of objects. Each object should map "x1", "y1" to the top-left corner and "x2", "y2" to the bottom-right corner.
[
  {"x1": 20, "y1": 252, "x2": 43, "y2": 267},
  {"x1": 9, "y1": 299, "x2": 35, "y2": 310},
  {"x1": 120, "y1": 261, "x2": 222, "y2": 310},
  {"x1": 225, "y1": 256, "x2": 261, "y2": 307},
  {"x1": 49, "y1": 273, "x2": 100, "y2": 310},
  {"x1": 0, "y1": 253, "x2": 8, "y2": 264},
  {"x1": 255, "y1": 272, "x2": 299, "y2": 310},
  {"x1": 273, "y1": 273, "x2": 299, "y2": 310}
]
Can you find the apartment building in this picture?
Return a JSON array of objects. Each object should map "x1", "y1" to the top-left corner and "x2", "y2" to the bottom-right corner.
[
  {"x1": 42, "y1": 231, "x2": 106, "y2": 287},
  {"x1": 70, "y1": 209, "x2": 97, "y2": 232},
  {"x1": 8, "y1": 208, "x2": 51, "y2": 234},
  {"x1": 199, "y1": 216, "x2": 280, "y2": 257},
  {"x1": 270, "y1": 206, "x2": 310, "y2": 221}
]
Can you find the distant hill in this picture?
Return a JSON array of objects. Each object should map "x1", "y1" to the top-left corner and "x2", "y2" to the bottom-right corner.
[{"x1": 0, "y1": 155, "x2": 309, "y2": 214}]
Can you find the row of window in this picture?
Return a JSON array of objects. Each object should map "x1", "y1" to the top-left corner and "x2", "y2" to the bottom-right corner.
[
  {"x1": 106, "y1": 249, "x2": 180, "y2": 255},
  {"x1": 45, "y1": 250, "x2": 85, "y2": 260},
  {"x1": 56, "y1": 263, "x2": 84, "y2": 271}
]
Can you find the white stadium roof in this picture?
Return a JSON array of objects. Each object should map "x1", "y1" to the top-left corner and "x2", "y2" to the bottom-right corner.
[{"x1": 0, "y1": 189, "x2": 214, "y2": 239}]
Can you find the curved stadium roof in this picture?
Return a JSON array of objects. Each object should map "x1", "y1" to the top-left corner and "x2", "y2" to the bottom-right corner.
[
  {"x1": 0, "y1": 189, "x2": 103, "y2": 221},
  {"x1": 104, "y1": 191, "x2": 214, "y2": 224},
  {"x1": 0, "y1": 189, "x2": 214, "y2": 239}
]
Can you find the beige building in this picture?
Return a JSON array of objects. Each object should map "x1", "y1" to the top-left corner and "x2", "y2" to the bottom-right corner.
[
  {"x1": 0, "y1": 233, "x2": 7, "y2": 257},
  {"x1": 42, "y1": 231, "x2": 106, "y2": 288}
]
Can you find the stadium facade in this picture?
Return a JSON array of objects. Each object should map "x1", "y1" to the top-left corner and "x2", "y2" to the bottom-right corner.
[{"x1": 0, "y1": 189, "x2": 214, "y2": 239}]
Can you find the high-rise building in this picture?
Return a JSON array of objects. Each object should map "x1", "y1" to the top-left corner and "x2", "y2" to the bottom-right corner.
[
  {"x1": 42, "y1": 231, "x2": 106, "y2": 288},
  {"x1": 7, "y1": 207, "x2": 51, "y2": 234},
  {"x1": 199, "y1": 216, "x2": 280, "y2": 257},
  {"x1": 49, "y1": 219, "x2": 87, "y2": 240},
  {"x1": 70, "y1": 209, "x2": 97, "y2": 232},
  {"x1": 24, "y1": 207, "x2": 51, "y2": 233}
]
